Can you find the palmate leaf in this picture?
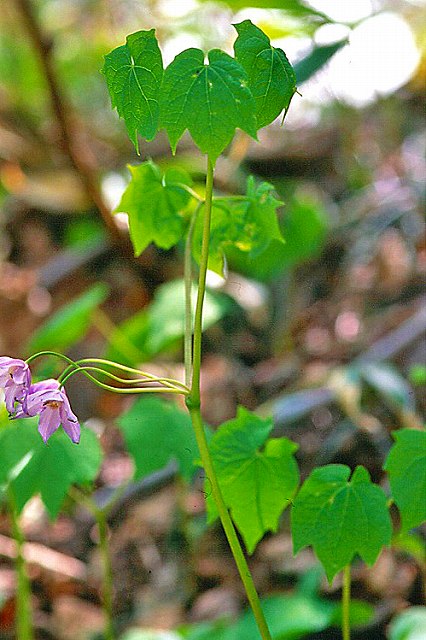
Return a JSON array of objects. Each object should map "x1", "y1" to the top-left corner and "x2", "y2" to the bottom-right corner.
[
  {"x1": 207, "y1": 407, "x2": 299, "y2": 554},
  {"x1": 384, "y1": 429, "x2": 426, "y2": 533},
  {"x1": 115, "y1": 161, "x2": 192, "y2": 256},
  {"x1": 118, "y1": 397, "x2": 198, "y2": 482},
  {"x1": 234, "y1": 20, "x2": 297, "y2": 128},
  {"x1": 0, "y1": 419, "x2": 102, "y2": 519},
  {"x1": 102, "y1": 30, "x2": 163, "y2": 152},
  {"x1": 159, "y1": 48, "x2": 257, "y2": 161},
  {"x1": 193, "y1": 176, "x2": 284, "y2": 275},
  {"x1": 291, "y1": 465, "x2": 392, "y2": 582}
]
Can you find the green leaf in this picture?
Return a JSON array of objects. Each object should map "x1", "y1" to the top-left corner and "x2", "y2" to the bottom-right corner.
[
  {"x1": 118, "y1": 397, "x2": 199, "y2": 482},
  {"x1": 389, "y1": 607, "x2": 426, "y2": 640},
  {"x1": 294, "y1": 40, "x2": 347, "y2": 84},
  {"x1": 226, "y1": 188, "x2": 329, "y2": 280},
  {"x1": 330, "y1": 600, "x2": 375, "y2": 628},
  {"x1": 116, "y1": 161, "x2": 192, "y2": 256},
  {"x1": 0, "y1": 420, "x2": 102, "y2": 519},
  {"x1": 193, "y1": 177, "x2": 284, "y2": 275},
  {"x1": 232, "y1": 592, "x2": 335, "y2": 639},
  {"x1": 384, "y1": 429, "x2": 426, "y2": 533},
  {"x1": 105, "y1": 279, "x2": 233, "y2": 366},
  {"x1": 197, "y1": 0, "x2": 329, "y2": 21},
  {"x1": 207, "y1": 407, "x2": 299, "y2": 553},
  {"x1": 159, "y1": 48, "x2": 257, "y2": 161},
  {"x1": 26, "y1": 283, "x2": 109, "y2": 354},
  {"x1": 291, "y1": 465, "x2": 392, "y2": 582},
  {"x1": 102, "y1": 30, "x2": 163, "y2": 151},
  {"x1": 234, "y1": 20, "x2": 296, "y2": 128}
]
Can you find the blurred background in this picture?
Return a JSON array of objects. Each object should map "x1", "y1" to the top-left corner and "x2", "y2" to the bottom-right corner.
[{"x1": 0, "y1": 0, "x2": 425, "y2": 638}]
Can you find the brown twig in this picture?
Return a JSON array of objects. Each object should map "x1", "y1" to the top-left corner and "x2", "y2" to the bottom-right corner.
[{"x1": 14, "y1": 0, "x2": 129, "y2": 251}]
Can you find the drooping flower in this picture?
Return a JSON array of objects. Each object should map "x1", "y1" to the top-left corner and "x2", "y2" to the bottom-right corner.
[
  {"x1": 15, "y1": 379, "x2": 80, "y2": 444},
  {"x1": 0, "y1": 356, "x2": 31, "y2": 415}
]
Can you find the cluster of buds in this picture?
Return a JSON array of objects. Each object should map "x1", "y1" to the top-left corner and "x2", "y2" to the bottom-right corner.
[{"x1": 0, "y1": 356, "x2": 80, "y2": 444}]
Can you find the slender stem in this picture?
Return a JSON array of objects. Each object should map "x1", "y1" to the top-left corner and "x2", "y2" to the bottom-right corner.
[
  {"x1": 187, "y1": 157, "x2": 272, "y2": 640},
  {"x1": 8, "y1": 490, "x2": 34, "y2": 640},
  {"x1": 342, "y1": 564, "x2": 351, "y2": 640},
  {"x1": 184, "y1": 204, "x2": 200, "y2": 388}
]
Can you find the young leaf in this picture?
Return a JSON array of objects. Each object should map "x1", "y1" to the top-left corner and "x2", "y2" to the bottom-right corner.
[
  {"x1": 102, "y1": 30, "x2": 163, "y2": 152},
  {"x1": 291, "y1": 465, "x2": 392, "y2": 582},
  {"x1": 0, "y1": 420, "x2": 102, "y2": 519},
  {"x1": 207, "y1": 407, "x2": 299, "y2": 553},
  {"x1": 159, "y1": 48, "x2": 257, "y2": 161},
  {"x1": 26, "y1": 283, "x2": 109, "y2": 354},
  {"x1": 234, "y1": 20, "x2": 296, "y2": 129},
  {"x1": 118, "y1": 397, "x2": 198, "y2": 482},
  {"x1": 116, "y1": 161, "x2": 192, "y2": 256},
  {"x1": 193, "y1": 177, "x2": 284, "y2": 275},
  {"x1": 384, "y1": 429, "x2": 426, "y2": 532}
]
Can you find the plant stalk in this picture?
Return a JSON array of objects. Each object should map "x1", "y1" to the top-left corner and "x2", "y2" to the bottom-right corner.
[
  {"x1": 8, "y1": 490, "x2": 34, "y2": 640},
  {"x1": 342, "y1": 564, "x2": 351, "y2": 640},
  {"x1": 187, "y1": 157, "x2": 272, "y2": 640}
]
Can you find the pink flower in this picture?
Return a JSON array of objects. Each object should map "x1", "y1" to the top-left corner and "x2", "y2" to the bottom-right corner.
[
  {"x1": 0, "y1": 356, "x2": 31, "y2": 415},
  {"x1": 15, "y1": 379, "x2": 80, "y2": 444}
]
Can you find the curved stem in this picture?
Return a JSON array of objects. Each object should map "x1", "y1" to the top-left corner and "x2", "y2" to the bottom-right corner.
[
  {"x1": 342, "y1": 564, "x2": 351, "y2": 640},
  {"x1": 184, "y1": 204, "x2": 201, "y2": 388},
  {"x1": 8, "y1": 489, "x2": 34, "y2": 640},
  {"x1": 187, "y1": 157, "x2": 272, "y2": 640}
]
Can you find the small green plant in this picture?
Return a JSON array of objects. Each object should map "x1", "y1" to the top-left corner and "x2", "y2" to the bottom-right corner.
[{"x1": 0, "y1": 19, "x2": 424, "y2": 640}]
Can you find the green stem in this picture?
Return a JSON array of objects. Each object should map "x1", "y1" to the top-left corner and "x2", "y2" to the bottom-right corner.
[
  {"x1": 184, "y1": 204, "x2": 200, "y2": 388},
  {"x1": 187, "y1": 157, "x2": 272, "y2": 640},
  {"x1": 342, "y1": 564, "x2": 351, "y2": 640},
  {"x1": 8, "y1": 490, "x2": 34, "y2": 640}
]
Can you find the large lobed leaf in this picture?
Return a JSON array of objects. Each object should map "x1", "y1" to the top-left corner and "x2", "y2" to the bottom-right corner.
[
  {"x1": 115, "y1": 161, "x2": 192, "y2": 256},
  {"x1": 291, "y1": 465, "x2": 392, "y2": 582},
  {"x1": 159, "y1": 48, "x2": 257, "y2": 162},
  {"x1": 118, "y1": 397, "x2": 199, "y2": 482},
  {"x1": 384, "y1": 429, "x2": 426, "y2": 533},
  {"x1": 0, "y1": 419, "x2": 102, "y2": 519},
  {"x1": 207, "y1": 407, "x2": 299, "y2": 553},
  {"x1": 234, "y1": 20, "x2": 297, "y2": 128},
  {"x1": 193, "y1": 176, "x2": 284, "y2": 275},
  {"x1": 102, "y1": 30, "x2": 163, "y2": 152}
]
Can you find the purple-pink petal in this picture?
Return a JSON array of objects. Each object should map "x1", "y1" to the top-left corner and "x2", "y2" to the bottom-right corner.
[
  {"x1": 38, "y1": 405, "x2": 61, "y2": 443},
  {"x1": 0, "y1": 356, "x2": 31, "y2": 415}
]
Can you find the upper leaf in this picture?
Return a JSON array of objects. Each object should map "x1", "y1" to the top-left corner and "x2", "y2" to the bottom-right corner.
[
  {"x1": 207, "y1": 407, "x2": 299, "y2": 554},
  {"x1": 159, "y1": 48, "x2": 257, "y2": 161},
  {"x1": 234, "y1": 20, "x2": 296, "y2": 129},
  {"x1": 102, "y1": 30, "x2": 163, "y2": 151},
  {"x1": 291, "y1": 465, "x2": 392, "y2": 582},
  {"x1": 193, "y1": 176, "x2": 284, "y2": 275},
  {"x1": 116, "y1": 161, "x2": 192, "y2": 256},
  {"x1": 0, "y1": 419, "x2": 102, "y2": 519},
  {"x1": 118, "y1": 397, "x2": 199, "y2": 482},
  {"x1": 384, "y1": 429, "x2": 426, "y2": 532}
]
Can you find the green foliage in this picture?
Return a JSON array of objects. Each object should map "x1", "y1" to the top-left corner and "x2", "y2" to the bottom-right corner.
[
  {"x1": 207, "y1": 407, "x2": 299, "y2": 553},
  {"x1": 116, "y1": 161, "x2": 192, "y2": 256},
  {"x1": 102, "y1": 30, "x2": 163, "y2": 152},
  {"x1": 291, "y1": 465, "x2": 392, "y2": 582},
  {"x1": 408, "y1": 364, "x2": 426, "y2": 386},
  {"x1": 294, "y1": 40, "x2": 347, "y2": 84},
  {"x1": 234, "y1": 20, "x2": 296, "y2": 128},
  {"x1": 388, "y1": 607, "x2": 426, "y2": 640},
  {"x1": 118, "y1": 397, "x2": 199, "y2": 482},
  {"x1": 226, "y1": 188, "x2": 329, "y2": 280},
  {"x1": 0, "y1": 418, "x2": 102, "y2": 519},
  {"x1": 193, "y1": 176, "x2": 284, "y2": 275},
  {"x1": 197, "y1": 0, "x2": 328, "y2": 20},
  {"x1": 106, "y1": 279, "x2": 232, "y2": 365},
  {"x1": 159, "y1": 47, "x2": 257, "y2": 162},
  {"x1": 26, "y1": 283, "x2": 109, "y2": 354},
  {"x1": 384, "y1": 429, "x2": 426, "y2": 533}
]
